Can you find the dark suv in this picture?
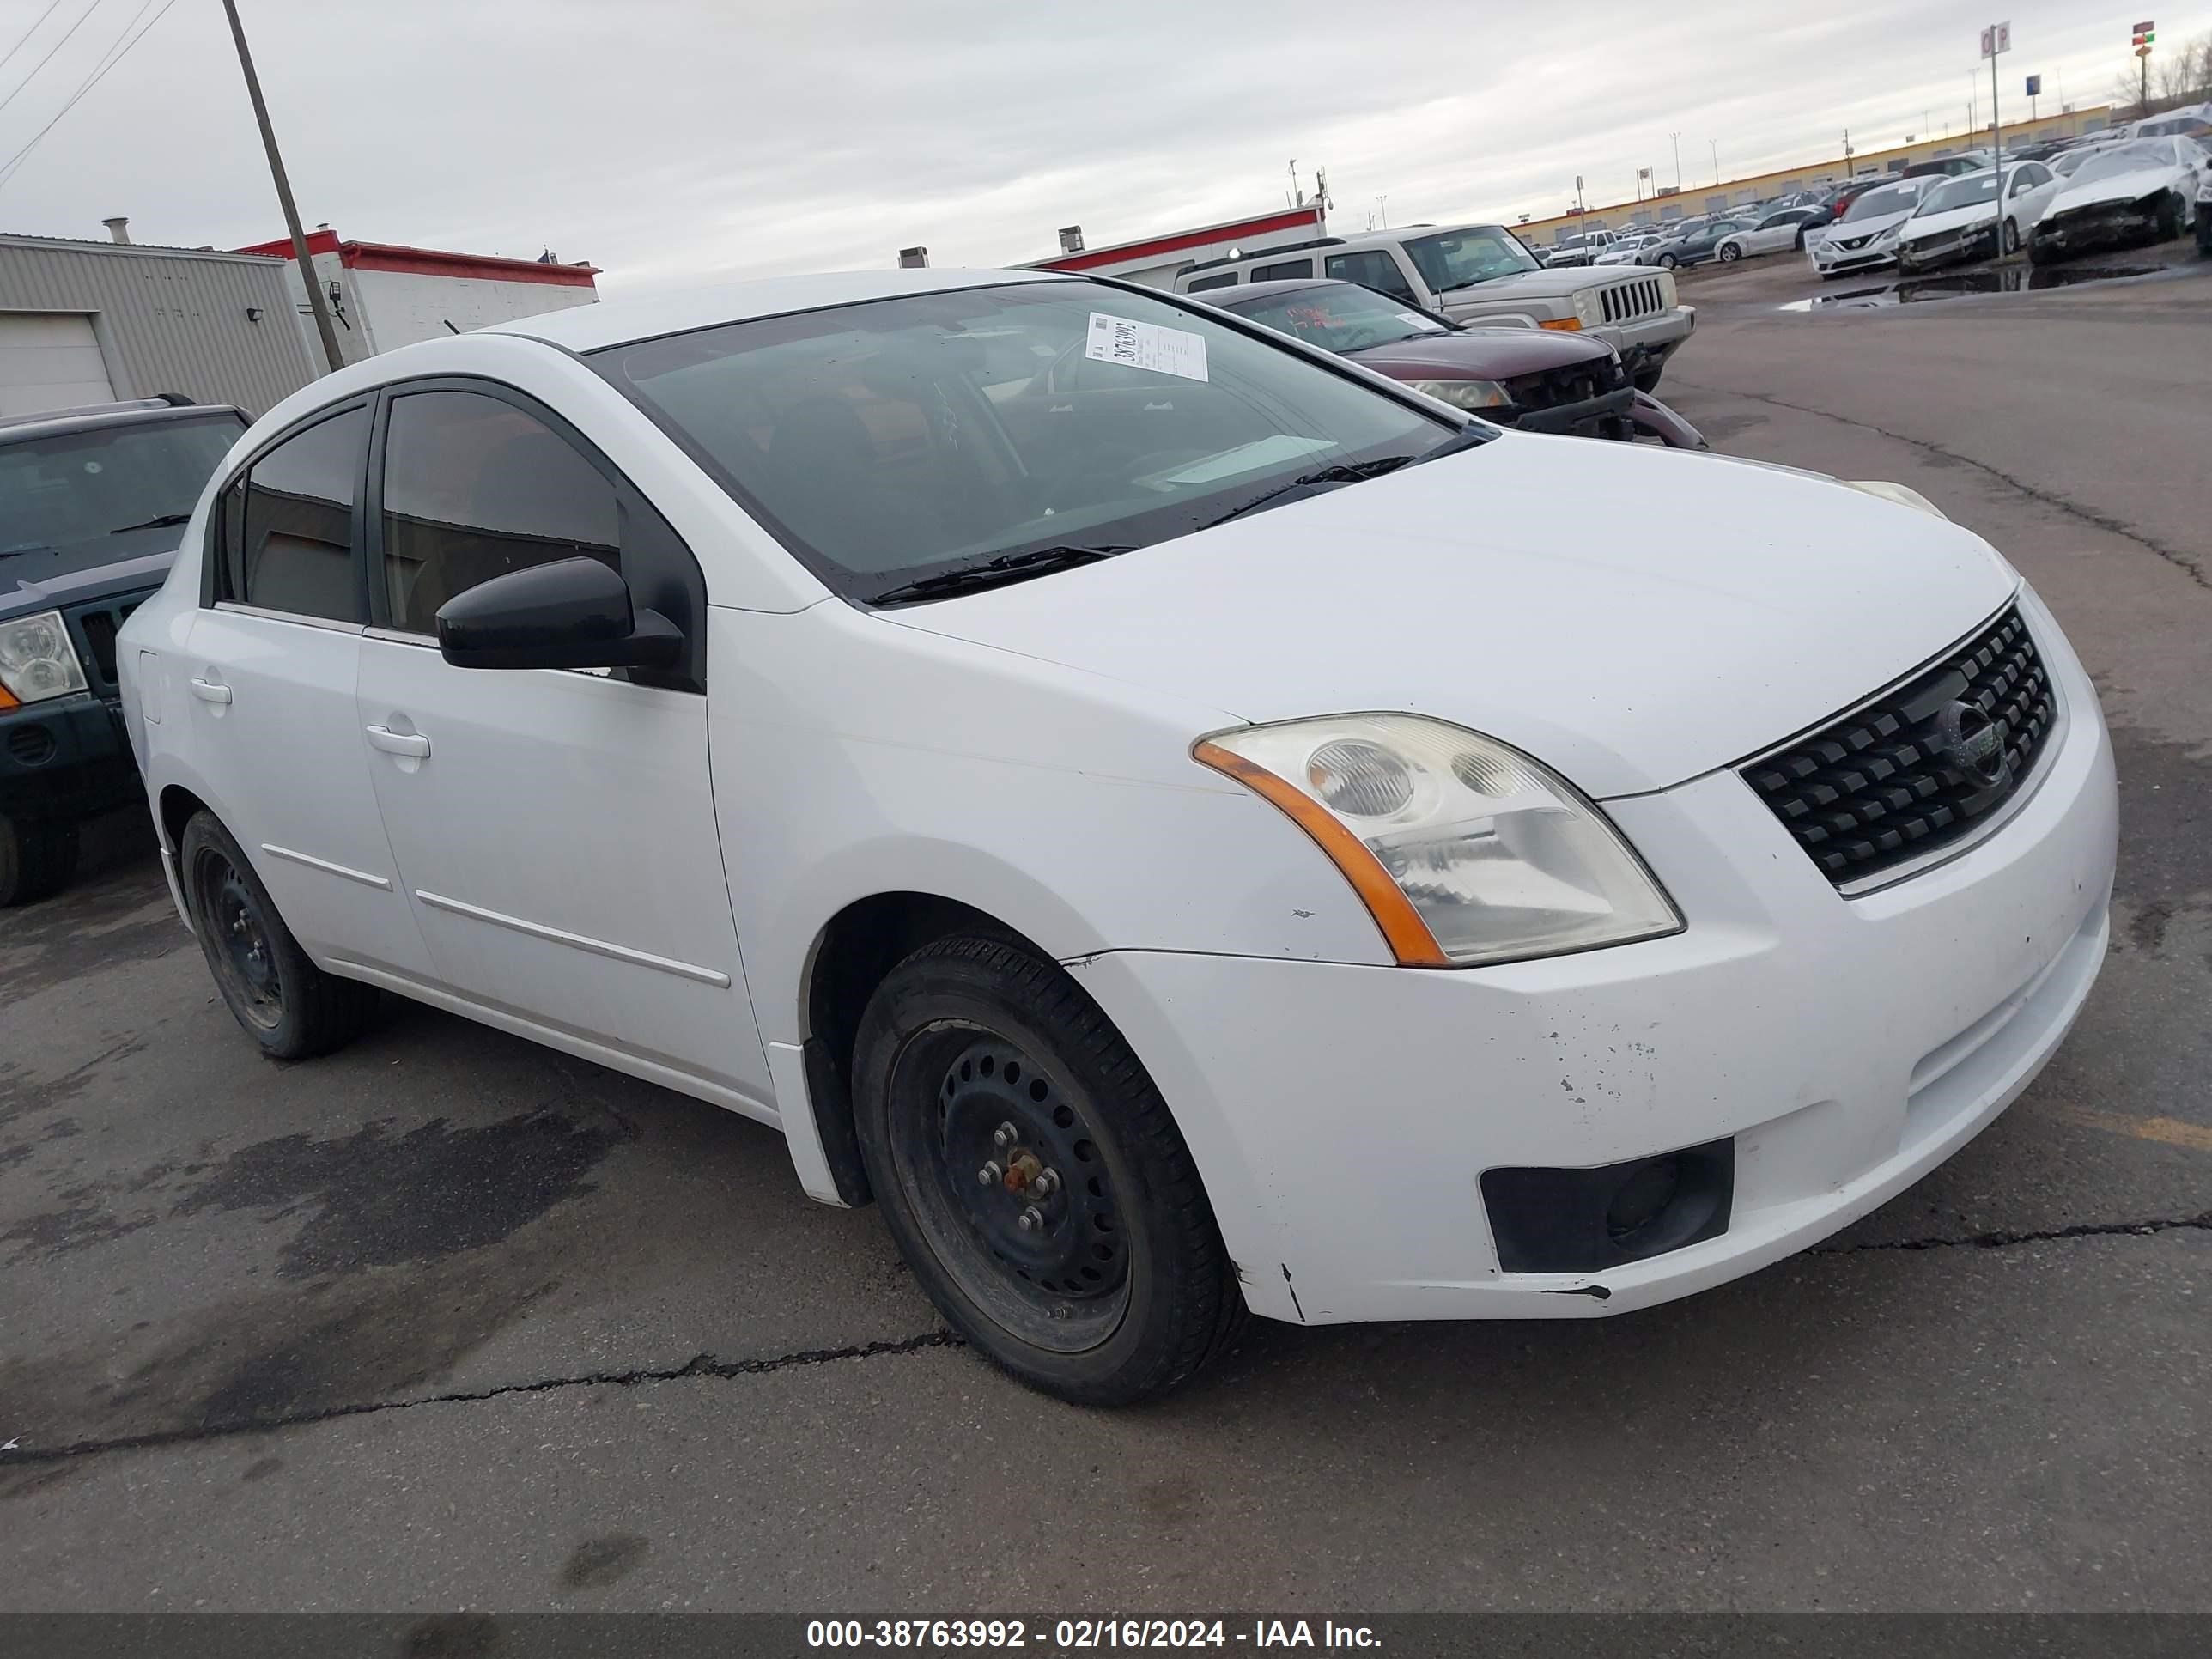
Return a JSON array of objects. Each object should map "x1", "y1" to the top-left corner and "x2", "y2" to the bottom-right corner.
[{"x1": 2, "y1": 397, "x2": 246, "y2": 904}]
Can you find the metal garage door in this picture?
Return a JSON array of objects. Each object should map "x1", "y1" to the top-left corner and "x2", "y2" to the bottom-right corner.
[{"x1": 0, "y1": 311, "x2": 115, "y2": 417}]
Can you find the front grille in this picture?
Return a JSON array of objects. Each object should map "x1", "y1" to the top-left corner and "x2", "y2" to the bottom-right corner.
[
  {"x1": 1741, "y1": 605, "x2": 2057, "y2": 887},
  {"x1": 1597, "y1": 277, "x2": 1664, "y2": 325},
  {"x1": 1504, "y1": 356, "x2": 1626, "y2": 413},
  {"x1": 64, "y1": 595, "x2": 145, "y2": 695}
]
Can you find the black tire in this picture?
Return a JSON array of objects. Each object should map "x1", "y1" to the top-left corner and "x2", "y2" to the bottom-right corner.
[
  {"x1": 0, "y1": 812, "x2": 78, "y2": 908},
  {"x1": 2028, "y1": 238, "x2": 2057, "y2": 268},
  {"x1": 2154, "y1": 195, "x2": 2182, "y2": 241},
  {"x1": 852, "y1": 936, "x2": 1244, "y2": 1406},
  {"x1": 2002, "y1": 218, "x2": 2021, "y2": 255},
  {"x1": 1656, "y1": 252, "x2": 1677, "y2": 270},
  {"x1": 177, "y1": 811, "x2": 380, "y2": 1060},
  {"x1": 1718, "y1": 243, "x2": 1741, "y2": 264},
  {"x1": 1632, "y1": 368, "x2": 1662, "y2": 393}
]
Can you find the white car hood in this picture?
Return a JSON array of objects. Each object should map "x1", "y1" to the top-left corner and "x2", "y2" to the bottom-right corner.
[
  {"x1": 1817, "y1": 207, "x2": 1916, "y2": 250},
  {"x1": 886, "y1": 434, "x2": 2015, "y2": 799},
  {"x1": 2049, "y1": 167, "x2": 2184, "y2": 214},
  {"x1": 1904, "y1": 201, "x2": 2001, "y2": 238}
]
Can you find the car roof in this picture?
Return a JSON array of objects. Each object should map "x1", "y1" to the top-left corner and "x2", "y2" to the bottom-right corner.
[
  {"x1": 0, "y1": 398, "x2": 244, "y2": 446},
  {"x1": 1200, "y1": 278, "x2": 1364, "y2": 304},
  {"x1": 481, "y1": 266, "x2": 1079, "y2": 352}
]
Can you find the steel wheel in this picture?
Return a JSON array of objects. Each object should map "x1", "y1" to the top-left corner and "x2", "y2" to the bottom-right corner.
[
  {"x1": 884, "y1": 1023, "x2": 1130, "y2": 1353},
  {"x1": 190, "y1": 843, "x2": 284, "y2": 1030}
]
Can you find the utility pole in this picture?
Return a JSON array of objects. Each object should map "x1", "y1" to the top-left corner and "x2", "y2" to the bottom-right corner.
[
  {"x1": 221, "y1": 0, "x2": 343, "y2": 374},
  {"x1": 1670, "y1": 131, "x2": 1681, "y2": 191},
  {"x1": 1710, "y1": 138, "x2": 1719, "y2": 186}
]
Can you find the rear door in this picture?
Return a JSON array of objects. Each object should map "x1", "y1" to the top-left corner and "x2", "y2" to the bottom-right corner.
[
  {"x1": 352, "y1": 379, "x2": 767, "y2": 1100},
  {"x1": 182, "y1": 403, "x2": 434, "y2": 977}
]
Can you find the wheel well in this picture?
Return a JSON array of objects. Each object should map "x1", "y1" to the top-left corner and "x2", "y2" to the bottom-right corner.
[
  {"x1": 157, "y1": 785, "x2": 210, "y2": 854},
  {"x1": 802, "y1": 892, "x2": 1043, "y2": 1206}
]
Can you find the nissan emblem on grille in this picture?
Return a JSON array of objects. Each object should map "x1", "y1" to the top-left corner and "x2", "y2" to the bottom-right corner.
[{"x1": 1739, "y1": 606, "x2": 2055, "y2": 886}]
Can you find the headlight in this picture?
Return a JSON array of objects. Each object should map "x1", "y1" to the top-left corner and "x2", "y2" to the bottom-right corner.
[
  {"x1": 1404, "y1": 379, "x2": 1512, "y2": 410},
  {"x1": 1194, "y1": 714, "x2": 1682, "y2": 968},
  {"x1": 1658, "y1": 270, "x2": 1679, "y2": 307},
  {"x1": 0, "y1": 610, "x2": 88, "y2": 707},
  {"x1": 1572, "y1": 289, "x2": 1602, "y2": 328}
]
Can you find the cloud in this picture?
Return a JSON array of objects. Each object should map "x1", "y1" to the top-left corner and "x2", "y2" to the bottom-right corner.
[{"x1": 0, "y1": 0, "x2": 2203, "y2": 294}]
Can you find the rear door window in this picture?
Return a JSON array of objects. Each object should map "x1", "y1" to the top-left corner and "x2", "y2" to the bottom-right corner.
[
  {"x1": 1250, "y1": 258, "x2": 1316, "y2": 283},
  {"x1": 1324, "y1": 250, "x2": 1419, "y2": 304},
  {"x1": 222, "y1": 407, "x2": 368, "y2": 624}
]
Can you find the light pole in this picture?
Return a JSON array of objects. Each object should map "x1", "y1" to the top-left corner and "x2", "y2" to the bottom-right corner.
[
  {"x1": 1710, "y1": 138, "x2": 1719, "y2": 186},
  {"x1": 221, "y1": 0, "x2": 343, "y2": 373},
  {"x1": 1670, "y1": 131, "x2": 1681, "y2": 191}
]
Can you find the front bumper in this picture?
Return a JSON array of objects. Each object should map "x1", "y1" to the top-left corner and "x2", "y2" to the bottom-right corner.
[
  {"x1": 1068, "y1": 587, "x2": 2117, "y2": 1327},
  {"x1": 1506, "y1": 385, "x2": 1637, "y2": 441},
  {"x1": 2034, "y1": 202, "x2": 2159, "y2": 257},
  {"x1": 0, "y1": 693, "x2": 139, "y2": 821},
  {"x1": 1810, "y1": 241, "x2": 1899, "y2": 276},
  {"x1": 1899, "y1": 224, "x2": 2000, "y2": 271},
  {"x1": 1594, "y1": 307, "x2": 1694, "y2": 381}
]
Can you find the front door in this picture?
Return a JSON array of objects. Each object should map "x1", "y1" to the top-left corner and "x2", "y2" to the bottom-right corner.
[
  {"x1": 352, "y1": 381, "x2": 768, "y2": 1103},
  {"x1": 183, "y1": 402, "x2": 432, "y2": 977}
]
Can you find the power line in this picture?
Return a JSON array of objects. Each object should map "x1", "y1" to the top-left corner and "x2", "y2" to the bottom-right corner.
[
  {"x1": 0, "y1": 0, "x2": 108, "y2": 118},
  {"x1": 0, "y1": 0, "x2": 178, "y2": 191},
  {"x1": 0, "y1": 0, "x2": 72, "y2": 82}
]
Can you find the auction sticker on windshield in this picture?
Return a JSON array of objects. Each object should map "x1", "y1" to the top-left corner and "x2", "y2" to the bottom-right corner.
[
  {"x1": 1085, "y1": 313, "x2": 1210, "y2": 381},
  {"x1": 1396, "y1": 312, "x2": 1448, "y2": 331}
]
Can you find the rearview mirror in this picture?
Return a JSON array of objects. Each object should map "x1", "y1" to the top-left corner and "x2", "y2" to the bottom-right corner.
[{"x1": 435, "y1": 556, "x2": 682, "y2": 672}]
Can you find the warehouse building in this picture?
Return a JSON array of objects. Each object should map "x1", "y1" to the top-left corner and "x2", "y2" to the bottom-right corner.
[
  {"x1": 0, "y1": 227, "x2": 315, "y2": 418},
  {"x1": 234, "y1": 228, "x2": 601, "y2": 369}
]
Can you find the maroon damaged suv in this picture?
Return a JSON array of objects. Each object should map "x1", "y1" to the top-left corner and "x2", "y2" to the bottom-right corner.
[{"x1": 1201, "y1": 278, "x2": 1706, "y2": 447}]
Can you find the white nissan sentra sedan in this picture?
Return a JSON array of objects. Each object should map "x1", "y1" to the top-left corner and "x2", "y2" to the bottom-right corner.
[{"x1": 117, "y1": 269, "x2": 2117, "y2": 1404}]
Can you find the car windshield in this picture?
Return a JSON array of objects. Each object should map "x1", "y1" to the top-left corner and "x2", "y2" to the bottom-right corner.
[
  {"x1": 590, "y1": 281, "x2": 1466, "y2": 601},
  {"x1": 1222, "y1": 284, "x2": 1451, "y2": 353},
  {"x1": 1843, "y1": 183, "x2": 1924, "y2": 222},
  {"x1": 0, "y1": 414, "x2": 242, "y2": 556},
  {"x1": 1400, "y1": 227, "x2": 1543, "y2": 293},
  {"x1": 2067, "y1": 143, "x2": 2173, "y2": 185},
  {"x1": 1921, "y1": 173, "x2": 2002, "y2": 214}
]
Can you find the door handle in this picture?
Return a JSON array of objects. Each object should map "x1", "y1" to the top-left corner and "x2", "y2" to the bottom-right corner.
[
  {"x1": 188, "y1": 677, "x2": 232, "y2": 705},
  {"x1": 364, "y1": 724, "x2": 431, "y2": 758}
]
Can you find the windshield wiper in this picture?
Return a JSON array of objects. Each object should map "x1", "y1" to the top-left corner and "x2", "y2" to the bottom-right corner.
[
  {"x1": 866, "y1": 544, "x2": 1133, "y2": 605},
  {"x1": 1195, "y1": 429, "x2": 1491, "y2": 532},
  {"x1": 109, "y1": 513, "x2": 193, "y2": 534}
]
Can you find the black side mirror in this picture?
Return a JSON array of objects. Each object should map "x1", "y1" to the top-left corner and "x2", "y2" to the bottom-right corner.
[{"x1": 436, "y1": 556, "x2": 683, "y2": 672}]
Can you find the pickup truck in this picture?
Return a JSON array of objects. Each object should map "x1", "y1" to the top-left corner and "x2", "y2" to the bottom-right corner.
[
  {"x1": 1174, "y1": 222, "x2": 1695, "y2": 390},
  {"x1": 1541, "y1": 228, "x2": 1622, "y2": 267},
  {"x1": 1, "y1": 397, "x2": 246, "y2": 904}
]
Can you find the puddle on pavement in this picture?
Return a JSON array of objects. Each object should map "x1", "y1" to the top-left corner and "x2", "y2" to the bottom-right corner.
[{"x1": 1782, "y1": 264, "x2": 2169, "y2": 311}]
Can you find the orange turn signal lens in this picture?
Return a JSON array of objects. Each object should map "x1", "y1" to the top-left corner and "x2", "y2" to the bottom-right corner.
[
  {"x1": 0, "y1": 683, "x2": 19, "y2": 711},
  {"x1": 1537, "y1": 318, "x2": 1583, "y2": 331},
  {"x1": 1193, "y1": 739, "x2": 1450, "y2": 968}
]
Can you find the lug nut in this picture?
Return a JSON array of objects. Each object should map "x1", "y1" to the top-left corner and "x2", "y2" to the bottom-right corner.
[
  {"x1": 1033, "y1": 1169, "x2": 1060, "y2": 1198},
  {"x1": 978, "y1": 1161, "x2": 1002, "y2": 1186},
  {"x1": 994, "y1": 1122, "x2": 1017, "y2": 1151},
  {"x1": 1018, "y1": 1206, "x2": 1045, "y2": 1232}
]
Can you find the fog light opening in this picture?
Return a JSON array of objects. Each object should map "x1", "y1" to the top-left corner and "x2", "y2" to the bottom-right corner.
[{"x1": 1606, "y1": 1156, "x2": 1682, "y2": 1244}]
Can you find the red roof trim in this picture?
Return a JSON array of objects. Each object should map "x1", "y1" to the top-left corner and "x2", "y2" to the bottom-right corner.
[
  {"x1": 232, "y1": 232, "x2": 599, "y2": 287},
  {"x1": 1034, "y1": 206, "x2": 1326, "y2": 272}
]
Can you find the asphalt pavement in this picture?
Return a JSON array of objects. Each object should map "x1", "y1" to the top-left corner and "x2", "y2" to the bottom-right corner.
[{"x1": 3, "y1": 249, "x2": 2209, "y2": 1615}]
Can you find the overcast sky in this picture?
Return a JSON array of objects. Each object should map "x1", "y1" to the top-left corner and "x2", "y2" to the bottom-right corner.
[{"x1": 0, "y1": 0, "x2": 2205, "y2": 292}]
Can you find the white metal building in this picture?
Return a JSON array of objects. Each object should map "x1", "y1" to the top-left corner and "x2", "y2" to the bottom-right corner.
[
  {"x1": 235, "y1": 228, "x2": 601, "y2": 368},
  {"x1": 0, "y1": 231, "x2": 315, "y2": 417},
  {"x1": 1019, "y1": 204, "x2": 1329, "y2": 289}
]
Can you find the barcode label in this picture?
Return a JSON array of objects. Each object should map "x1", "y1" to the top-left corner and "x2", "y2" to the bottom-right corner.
[{"x1": 1084, "y1": 313, "x2": 1210, "y2": 382}]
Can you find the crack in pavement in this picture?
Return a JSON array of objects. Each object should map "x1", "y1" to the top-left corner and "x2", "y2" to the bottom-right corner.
[
  {"x1": 0, "y1": 1328, "x2": 960, "y2": 1468},
  {"x1": 6, "y1": 1214, "x2": 2207, "y2": 1467},
  {"x1": 1809, "y1": 1211, "x2": 2212, "y2": 1255},
  {"x1": 1669, "y1": 380, "x2": 2212, "y2": 592}
]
